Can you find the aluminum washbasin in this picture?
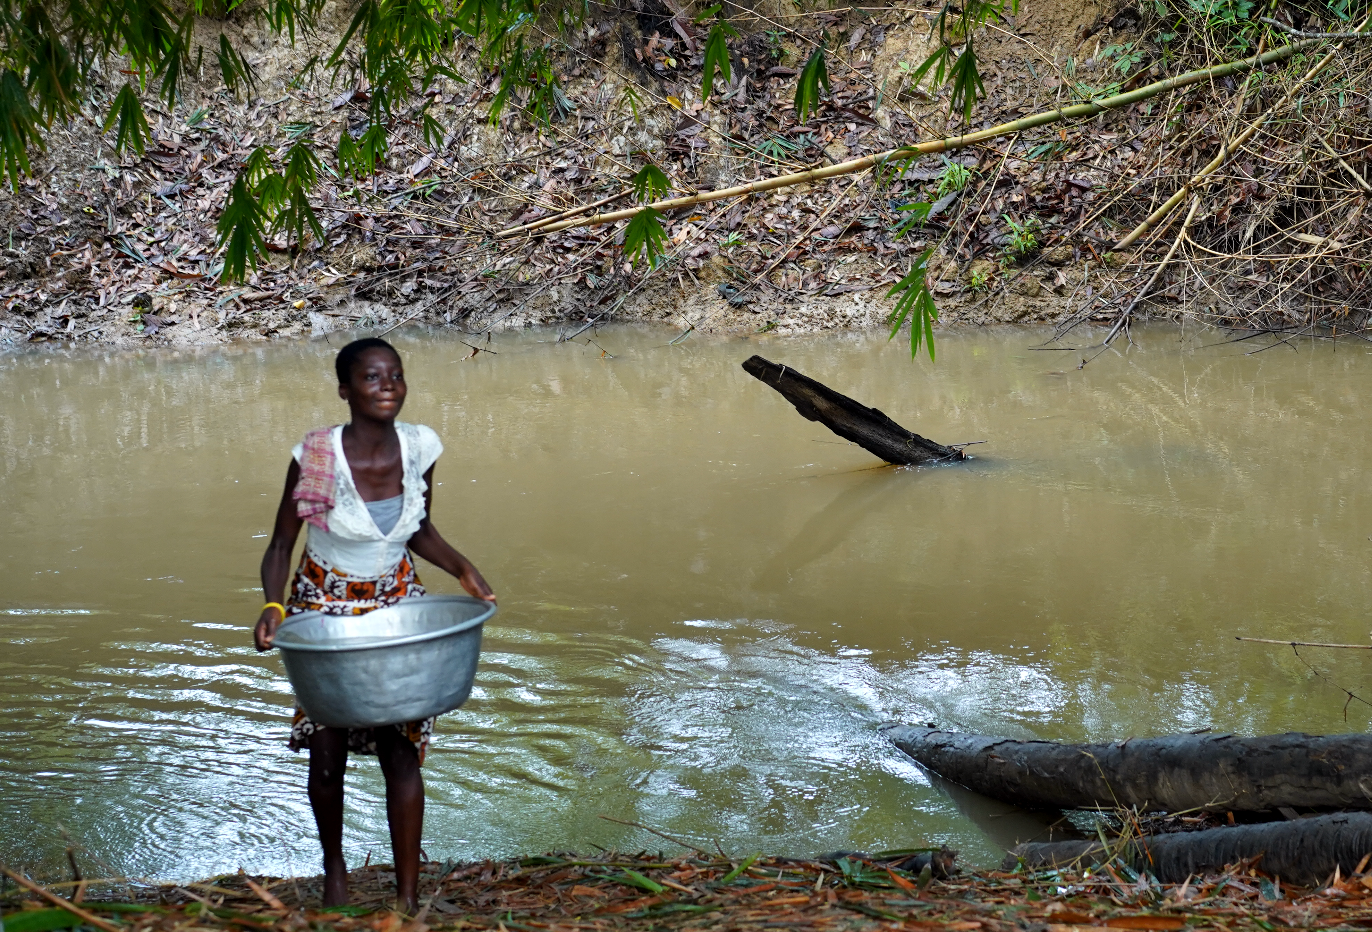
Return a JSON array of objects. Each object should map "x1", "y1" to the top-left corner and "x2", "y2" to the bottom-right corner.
[{"x1": 274, "y1": 594, "x2": 493, "y2": 729}]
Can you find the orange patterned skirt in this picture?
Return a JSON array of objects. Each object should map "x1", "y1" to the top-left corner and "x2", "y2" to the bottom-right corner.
[{"x1": 285, "y1": 550, "x2": 434, "y2": 764}]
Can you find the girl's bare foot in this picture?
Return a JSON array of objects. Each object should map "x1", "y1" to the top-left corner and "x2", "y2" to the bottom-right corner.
[{"x1": 322, "y1": 855, "x2": 349, "y2": 907}]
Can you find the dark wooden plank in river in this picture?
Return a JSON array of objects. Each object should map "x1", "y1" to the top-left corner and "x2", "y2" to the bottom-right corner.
[{"x1": 741, "y1": 356, "x2": 964, "y2": 466}]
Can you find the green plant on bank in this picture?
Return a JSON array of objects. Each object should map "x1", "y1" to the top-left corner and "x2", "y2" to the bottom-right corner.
[
  {"x1": 795, "y1": 43, "x2": 831, "y2": 122},
  {"x1": 1101, "y1": 41, "x2": 1146, "y2": 74},
  {"x1": 969, "y1": 265, "x2": 992, "y2": 292},
  {"x1": 887, "y1": 248, "x2": 938, "y2": 361},
  {"x1": 764, "y1": 29, "x2": 787, "y2": 61},
  {"x1": 935, "y1": 157, "x2": 973, "y2": 199},
  {"x1": 617, "y1": 84, "x2": 646, "y2": 123},
  {"x1": 719, "y1": 230, "x2": 744, "y2": 249},
  {"x1": 757, "y1": 134, "x2": 801, "y2": 163},
  {"x1": 1002, "y1": 215, "x2": 1040, "y2": 258},
  {"x1": 0, "y1": 0, "x2": 593, "y2": 275}
]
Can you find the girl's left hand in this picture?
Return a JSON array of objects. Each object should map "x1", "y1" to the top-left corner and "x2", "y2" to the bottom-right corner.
[{"x1": 459, "y1": 565, "x2": 496, "y2": 603}]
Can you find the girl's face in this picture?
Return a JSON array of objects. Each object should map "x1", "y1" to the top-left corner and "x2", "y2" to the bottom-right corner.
[{"x1": 339, "y1": 347, "x2": 406, "y2": 421}]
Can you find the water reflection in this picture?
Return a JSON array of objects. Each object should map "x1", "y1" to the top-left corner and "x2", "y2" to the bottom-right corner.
[{"x1": 3, "y1": 325, "x2": 1372, "y2": 882}]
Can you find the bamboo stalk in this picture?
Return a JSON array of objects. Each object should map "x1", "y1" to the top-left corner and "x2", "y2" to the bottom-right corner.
[
  {"x1": 1114, "y1": 19, "x2": 1369, "y2": 251},
  {"x1": 2, "y1": 867, "x2": 123, "y2": 932},
  {"x1": 1104, "y1": 195, "x2": 1200, "y2": 344},
  {"x1": 502, "y1": 40, "x2": 1321, "y2": 239},
  {"x1": 499, "y1": 188, "x2": 633, "y2": 238},
  {"x1": 1235, "y1": 636, "x2": 1372, "y2": 649}
]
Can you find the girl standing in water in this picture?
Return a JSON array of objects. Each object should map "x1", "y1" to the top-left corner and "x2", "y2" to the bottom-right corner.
[{"x1": 253, "y1": 337, "x2": 495, "y2": 912}]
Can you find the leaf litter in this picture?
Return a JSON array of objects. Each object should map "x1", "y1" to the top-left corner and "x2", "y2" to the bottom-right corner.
[{"x1": 9, "y1": 848, "x2": 1372, "y2": 932}]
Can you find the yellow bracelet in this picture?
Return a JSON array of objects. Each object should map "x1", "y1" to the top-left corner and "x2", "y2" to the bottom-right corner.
[{"x1": 262, "y1": 602, "x2": 286, "y2": 620}]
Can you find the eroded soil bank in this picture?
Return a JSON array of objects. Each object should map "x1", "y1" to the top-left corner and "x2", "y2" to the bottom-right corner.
[{"x1": 0, "y1": 0, "x2": 1157, "y2": 351}]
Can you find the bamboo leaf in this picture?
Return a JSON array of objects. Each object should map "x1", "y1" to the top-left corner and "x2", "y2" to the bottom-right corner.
[
  {"x1": 631, "y1": 163, "x2": 670, "y2": 202},
  {"x1": 274, "y1": 141, "x2": 324, "y2": 247},
  {"x1": 103, "y1": 84, "x2": 150, "y2": 155},
  {"x1": 421, "y1": 111, "x2": 446, "y2": 151},
  {"x1": 216, "y1": 33, "x2": 257, "y2": 97},
  {"x1": 891, "y1": 201, "x2": 932, "y2": 239},
  {"x1": 616, "y1": 870, "x2": 665, "y2": 894},
  {"x1": 886, "y1": 248, "x2": 938, "y2": 360},
  {"x1": 909, "y1": 45, "x2": 951, "y2": 94},
  {"x1": 948, "y1": 42, "x2": 985, "y2": 122},
  {"x1": 216, "y1": 169, "x2": 269, "y2": 282},
  {"x1": 0, "y1": 908, "x2": 84, "y2": 932},
  {"x1": 721, "y1": 853, "x2": 761, "y2": 883},
  {"x1": 701, "y1": 21, "x2": 735, "y2": 100},
  {"x1": 617, "y1": 83, "x2": 644, "y2": 123},
  {"x1": 0, "y1": 69, "x2": 41, "y2": 189},
  {"x1": 622, "y1": 206, "x2": 668, "y2": 268},
  {"x1": 336, "y1": 131, "x2": 363, "y2": 180},
  {"x1": 794, "y1": 45, "x2": 830, "y2": 123}
]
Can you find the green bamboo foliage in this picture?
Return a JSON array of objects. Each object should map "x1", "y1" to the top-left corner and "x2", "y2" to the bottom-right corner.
[
  {"x1": 624, "y1": 163, "x2": 671, "y2": 268},
  {"x1": 697, "y1": 4, "x2": 739, "y2": 101},
  {"x1": 886, "y1": 249, "x2": 938, "y2": 361},
  {"x1": 910, "y1": 0, "x2": 1020, "y2": 121},
  {"x1": 794, "y1": 45, "x2": 830, "y2": 122}
]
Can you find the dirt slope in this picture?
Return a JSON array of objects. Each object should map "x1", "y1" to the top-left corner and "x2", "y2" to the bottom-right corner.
[{"x1": 0, "y1": 0, "x2": 1133, "y2": 350}]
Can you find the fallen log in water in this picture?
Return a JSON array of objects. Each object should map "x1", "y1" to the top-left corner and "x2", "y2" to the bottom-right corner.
[
  {"x1": 1006, "y1": 811, "x2": 1372, "y2": 885},
  {"x1": 741, "y1": 356, "x2": 964, "y2": 466},
  {"x1": 883, "y1": 724, "x2": 1372, "y2": 812}
]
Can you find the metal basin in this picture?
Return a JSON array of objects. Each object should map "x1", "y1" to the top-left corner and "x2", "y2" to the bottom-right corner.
[{"x1": 274, "y1": 595, "x2": 493, "y2": 728}]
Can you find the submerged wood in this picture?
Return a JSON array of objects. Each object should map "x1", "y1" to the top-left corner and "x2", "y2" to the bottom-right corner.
[
  {"x1": 741, "y1": 356, "x2": 964, "y2": 466},
  {"x1": 1007, "y1": 812, "x2": 1372, "y2": 885},
  {"x1": 883, "y1": 724, "x2": 1372, "y2": 812}
]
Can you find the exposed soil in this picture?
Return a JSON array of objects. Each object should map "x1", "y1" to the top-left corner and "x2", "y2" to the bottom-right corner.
[{"x1": 0, "y1": 0, "x2": 1164, "y2": 351}]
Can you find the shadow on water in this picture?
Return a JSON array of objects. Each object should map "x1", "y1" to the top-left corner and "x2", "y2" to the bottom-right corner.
[{"x1": 755, "y1": 469, "x2": 899, "y2": 591}]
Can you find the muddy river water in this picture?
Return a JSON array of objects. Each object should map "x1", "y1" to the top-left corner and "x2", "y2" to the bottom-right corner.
[{"x1": 4, "y1": 325, "x2": 1372, "y2": 881}]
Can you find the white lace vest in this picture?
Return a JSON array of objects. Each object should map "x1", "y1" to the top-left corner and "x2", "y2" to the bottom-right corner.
[{"x1": 291, "y1": 422, "x2": 444, "y2": 578}]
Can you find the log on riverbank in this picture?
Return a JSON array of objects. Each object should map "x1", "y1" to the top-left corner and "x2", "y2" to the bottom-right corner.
[
  {"x1": 1007, "y1": 811, "x2": 1372, "y2": 885},
  {"x1": 883, "y1": 724, "x2": 1372, "y2": 812},
  {"x1": 741, "y1": 356, "x2": 965, "y2": 466}
]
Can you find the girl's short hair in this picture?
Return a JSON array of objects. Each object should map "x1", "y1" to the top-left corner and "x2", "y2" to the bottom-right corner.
[{"x1": 335, "y1": 338, "x2": 400, "y2": 385}]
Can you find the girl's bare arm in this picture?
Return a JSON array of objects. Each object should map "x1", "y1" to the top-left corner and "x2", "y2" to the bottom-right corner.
[
  {"x1": 407, "y1": 466, "x2": 496, "y2": 602},
  {"x1": 255, "y1": 460, "x2": 305, "y2": 650}
]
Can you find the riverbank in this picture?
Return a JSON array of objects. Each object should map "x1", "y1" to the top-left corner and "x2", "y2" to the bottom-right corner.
[
  {"x1": 0, "y1": 0, "x2": 1162, "y2": 351},
  {"x1": 6, "y1": 851, "x2": 1371, "y2": 932}
]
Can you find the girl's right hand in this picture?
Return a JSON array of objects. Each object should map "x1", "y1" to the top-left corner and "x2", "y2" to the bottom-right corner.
[{"x1": 254, "y1": 607, "x2": 284, "y2": 651}]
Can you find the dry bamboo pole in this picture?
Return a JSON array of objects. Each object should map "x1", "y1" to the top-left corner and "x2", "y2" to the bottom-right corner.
[
  {"x1": 1104, "y1": 195, "x2": 1201, "y2": 343},
  {"x1": 502, "y1": 188, "x2": 633, "y2": 237},
  {"x1": 1114, "y1": 18, "x2": 1370, "y2": 251},
  {"x1": 1236, "y1": 636, "x2": 1372, "y2": 648},
  {"x1": 497, "y1": 39, "x2": 1322, "y2": 240}
]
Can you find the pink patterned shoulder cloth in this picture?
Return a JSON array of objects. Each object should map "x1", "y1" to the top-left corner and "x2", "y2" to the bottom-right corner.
[{"x1": 293, "y1": 427, "x2": 339, "y2": 531}]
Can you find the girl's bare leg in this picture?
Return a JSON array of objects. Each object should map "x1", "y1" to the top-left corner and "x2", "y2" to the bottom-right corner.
[
  {"x1": 376, "y1": 727, "x2": 424, "y2": 913},
  {"x1": 308, "y1": 727, "x2": 350, "y2": 907}
]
